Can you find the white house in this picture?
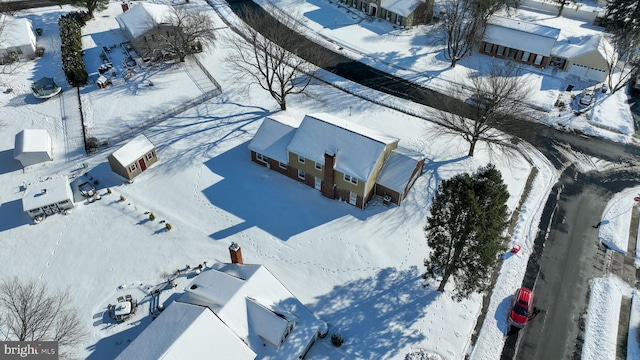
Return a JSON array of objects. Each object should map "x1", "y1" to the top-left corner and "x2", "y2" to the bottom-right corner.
[
  {"x1": 0, "y1": 15, "x2": 37, "y2": 60},
  {"x1": 115, "y1": 2, "x2": 175, "y2": 57},
  {"x1": 14, "y1": 129, "x2": 53, "y2": 168},
  {"x1": 118, "y1": 245, "x2": 327, "y2": 359},
  {"x1": 22, "y1": 176, "x2": 74, "y2": 220}
]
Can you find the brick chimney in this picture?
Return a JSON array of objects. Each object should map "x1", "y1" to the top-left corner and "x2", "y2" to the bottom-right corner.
[
  {"x1": 321, "y1": 151, "x2": 336, "y2": 199},
  {"x1": 229, "y1": 242, "x2": 243, "y2": 264},
  {"x1": 121, "y1": 2, "x2": 129, "y2": 12}
]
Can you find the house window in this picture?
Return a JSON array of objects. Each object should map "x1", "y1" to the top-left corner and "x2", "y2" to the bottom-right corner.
[
  {"x1": 29, "y1": 209, "x2": 40, "y2": 214},
  {"x1": 521, "y1": 51, "x2": 531, "y2": 62},
  {"x1": 279, "y1": 162, "x2": 287, "y2": 169},
  {"x1": 298, "y1": 155, "x2": 305, "y2": 164},
  {"x1": 143, "y1": 36, "x2": 148, "y2": 43},
  {"x1": 344, "y1": 174, "x2": 358, "y2": 185},
  {"x1": 256, "y1": 153, "x2": 268, "y2": 163},
  {"x1": 496, "y1": 45, "x2": 505, "y2": 56},
  {"x1": 484, "y1": 42, "x2": 493, "y2": 53},
  {"x1": 146, "y1": 152, "x2": 154, "y2": 161},
  {"x1": 298, "y1": 169, "x2": 305, "y2": 180},
  {"x1": 534, "y1": 54, "x2": 543, "y2": 65},
  {"x1": 129, "y1": 163, "x2": 137, "y2": 172},
  {"x1": 315, "y1": 162, "x2": 322, "y2": 171},
  {"x1": 58, "y1": 200, "x2": 69, "y2": 205},
  {"x1": 507, "y1": 48, "x2": 517, "y2": 59}
]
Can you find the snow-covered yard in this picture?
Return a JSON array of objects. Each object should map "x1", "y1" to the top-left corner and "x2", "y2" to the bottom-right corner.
[{"x1": 0, "y1": 0, "x2": 637, "y2": 359}]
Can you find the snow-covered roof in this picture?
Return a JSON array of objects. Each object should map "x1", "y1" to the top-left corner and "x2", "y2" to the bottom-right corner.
[
  {"x1": 381, "y1": 0, "x2": 424, "y2": 17},
  {"x1": 178, "y1": 263, "x2": 326, "y2": 359},
  {"x1": 287, "y1": 113, "x2": 398, "y2": 181},
  {"x1": 376, "y1": 147, "x2": 424, "y2": 193},
  {"x1": 484, "y1": 16, "x2": 560, "y2": 56},
  {"x1": 0, "y1": 15, "x2": 36, "y2": 49},
  {"x1": 115, "y1": 302, "x2": 257, "y2": 360},
  {"x1": 552, "y1": 34, "x2": 612, "y2": 60},
  {"x1": 22, "y1": 176, "x2": 73, "y2": 211},
  {"x1": 14, "y1": 129, "x2": 52, "y2": 167},
  {"x1": 110, "y1": 134, "x2": 155, "y2": 166},
  {"x1": 248, "y1": 116, "x2": 301, "y2": 163},
  {"x1": 115, "y1": 2, "x2": 174, "y2": 39}
]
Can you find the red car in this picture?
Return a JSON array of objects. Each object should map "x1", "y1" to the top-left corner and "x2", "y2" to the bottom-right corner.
[{"x1": 508, "y1": 287, "x2": 534, "y2": 328}]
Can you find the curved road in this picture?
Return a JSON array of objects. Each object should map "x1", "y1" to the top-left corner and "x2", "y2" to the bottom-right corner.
[{"x1": 219, "y1": 1, "x2": 639, "y2": 358}]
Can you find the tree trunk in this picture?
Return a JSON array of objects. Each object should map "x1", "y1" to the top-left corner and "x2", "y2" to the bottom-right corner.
[
  {"x1": 437, "y1": 266, "x2": 454, "y2": 292},
  {"x1": 450, "y1": 58, "x2": 457, "y2": 68},
  {"x1": 280, "y1": 98, "x2": 287, "y2": 110},
  {"x1": 467, "y1": 140, "x2": 476, "y2": 157}
]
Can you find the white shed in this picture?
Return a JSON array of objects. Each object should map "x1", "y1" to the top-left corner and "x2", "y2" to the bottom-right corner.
[
  {"x1": 22, "y1": 176, "x2": 74, "y2": 220},
  {"x1": 0, "y1": 15, "x2": 37, "y2": 59},
  {"x1": 14, "y1": 129, "x2": 53, "y2": 168}
]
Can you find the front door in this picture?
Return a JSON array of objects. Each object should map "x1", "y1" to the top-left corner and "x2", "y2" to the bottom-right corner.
[
  {"x1": 349, "y1": 191, "x2": 357, "y2": 205},
  {"x1": 315, "y1": 177, "x2": 322, "y2": 190},
  {"x1": 139, "y1": 158, "x2": 147, "y2": 172}
]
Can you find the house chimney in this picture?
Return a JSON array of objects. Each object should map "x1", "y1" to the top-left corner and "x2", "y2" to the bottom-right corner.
[
  {"x1": 121, "y1": 2, "x2": 129, "y2": 12},
  {"x1": 229, "y1": 242, "x2": 243, "y2": 264},
  {"x1": 321, "y1": 151, "x2": 336, "y2": 199}
]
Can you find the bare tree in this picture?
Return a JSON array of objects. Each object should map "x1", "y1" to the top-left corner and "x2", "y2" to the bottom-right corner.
[
  {"x1": 547, "y1": 0, "x2": 574, "y2": 17},
  {"x1": 0, "y1": 277, "x2": 85, "y2": 359},
  {"x1": 438, "y1": 0, "x2": 519, "y2": 67},
  {"x1": 138, "y1": 5, "x2": 217, "y2": 63},
  {"x1": 432, "y1": 62, "x2": 534, "y2": 157},
  {"x1": 53, "y1": 0, "x2": 109, "y2": 18},
  {"x1": 601, "y1": 34, "x2": 640, "y2": 94},
  {"x1": 224, "y1": 5, "x2": 318, "y2": 110}
]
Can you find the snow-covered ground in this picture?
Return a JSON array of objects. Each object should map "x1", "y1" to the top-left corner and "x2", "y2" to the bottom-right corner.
[{"x1": 0, "y1": 0, "x2": 637, "y2": 359}]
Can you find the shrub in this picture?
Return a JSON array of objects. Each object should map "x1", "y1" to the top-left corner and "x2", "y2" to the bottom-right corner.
[
  {"x1": 107, "y1": 188, "x2": 112, "y2": 194},
  {"x1": 119, "y1": 195, "x2": 126, "y2": 202},
  {"x1": 149, "y1": 212, "x2": 155, "y2": 221},
  {"x1": 331, "y1": 333, "x2": 344, "y2": 347},
  {"x1": 165, "y1": 223, "x2": 172, "y2": 231}
]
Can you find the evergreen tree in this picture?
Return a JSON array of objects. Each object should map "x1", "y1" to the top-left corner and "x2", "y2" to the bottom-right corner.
[{"x1": 423, "y1": 165, "x2": 509, "y2": 300}]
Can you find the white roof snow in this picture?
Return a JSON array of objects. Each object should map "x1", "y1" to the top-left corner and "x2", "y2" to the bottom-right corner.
[
  {"x1": 552, "y1": 34, "x2": 612, "y2": 60},
  {"x1": 22, "y1": 176, "x2": 73, "y2": 211},
  {"x1": 287, "y1": 113, "x2": 398, "y2": 181},
  {"x1": 248, "y1": 116, "x2": 301, "y2": 163},
  {"x1": 115, "y1": 302, "x2": 256, "y2": 360},
  {"x1": 376, "y1": 148, "x2": 424, "y2": 193},
  {"x1": 178, "y1": 263, "x2": 326, "y2": 359},
  {"x1": 0, "y1": 15, "x2": 36, "y2": 51},
  {"x1": 484, "y1": 16, "x2": 560, "y2": 56},
  {"x1": 115, "y1": 2, "x2": 174, "y2": 39},
  {"x1": 110, "y1": 134, "x2": 155, "y2": 167},
  {"x1": 14, "y1": 129, "x2": 53, "y2": 167},
  {"x1": 381, "y1": 0, "x2": 424, "y2": 17}
]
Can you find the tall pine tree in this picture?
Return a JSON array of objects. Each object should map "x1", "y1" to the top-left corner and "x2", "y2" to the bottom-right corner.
[{"x1": 423, "y1": 164, "x2": 509, "y2": 300}]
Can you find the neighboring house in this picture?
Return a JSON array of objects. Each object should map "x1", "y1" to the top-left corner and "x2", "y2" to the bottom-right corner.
[
  {"x1": 22, "y1": 176, "x2": 74, "y2": 220},
  {"x1": 479, "y1": 16, "x2": 612, "y2": 82},
  {"x1": 339, "y1": 0, "x2": 433, "y2": 27},
  {"x1": 117, "y1": 244, "x2": 327, "y2": 360},
  {"x1": 0, "y1": 15, "x2": 37, "y2": 61},
  {"x1": 108, "y1": 134, "x2": 157, "y2": 180},
  {"x1": 14, "y1": 129, "x2": 53, "y2": 168},
  {"x1": 248, "y1": 113, "x2": 425, "y2": 209},
  {"x1": 115, "y1": 2, "x2": 175, "y2": 58}
]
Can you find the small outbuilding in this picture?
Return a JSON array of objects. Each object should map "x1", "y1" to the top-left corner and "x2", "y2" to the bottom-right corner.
[
  {"x1": 14, "y1": 129, "x2": 53, "y2": 168},
  {"x1": 22, "y1": 176, "x2": 74, "y2": 220},
  {"x1": 108, "y1": 134, "x2": 157, "y2": 180},
  {"x1": 0, "y1": 15, "x2": 37, "y2": 61}
]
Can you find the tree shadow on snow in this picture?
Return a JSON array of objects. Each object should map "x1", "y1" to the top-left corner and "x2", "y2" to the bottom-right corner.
[{"x1": 304, "y1": 266, "x2": 436, "y2": 359}]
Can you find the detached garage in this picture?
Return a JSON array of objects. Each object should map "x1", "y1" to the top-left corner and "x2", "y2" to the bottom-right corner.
[
  {"x1": 14, "y1": 129, "x2": 53, "y2": 168},
  {"x1": 108, "y1": 134, "x2": 157, "y2": 180}
]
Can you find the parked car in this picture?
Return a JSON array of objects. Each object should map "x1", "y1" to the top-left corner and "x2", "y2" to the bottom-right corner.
[
  {"x1": 579, "y1": 90, "x2": 594, "y2": 106},
  {"x1": 508, "y1": 287, "x2": 534, "y2": 328}
]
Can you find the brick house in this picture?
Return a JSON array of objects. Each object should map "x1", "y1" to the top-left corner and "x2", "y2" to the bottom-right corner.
[
  {"x1": 339, "y1": 0, "x2": 433, "y2": 27},
  {"x1": 248, "y1": 113, "x2": 425, "y2": 209}
]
